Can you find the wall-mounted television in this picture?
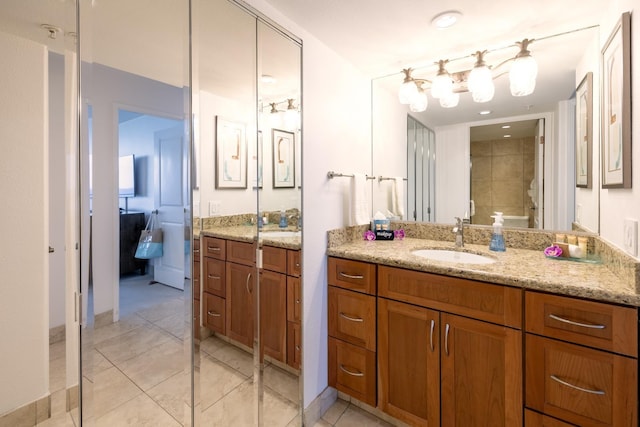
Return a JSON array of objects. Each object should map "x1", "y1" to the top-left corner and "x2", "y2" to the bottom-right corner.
[{"x1": 119, "y1": 154, "x2": 135, "y2": 198}]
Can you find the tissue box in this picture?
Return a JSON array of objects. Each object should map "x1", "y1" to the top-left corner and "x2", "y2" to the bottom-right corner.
[{"x1": 372, "y1": 219, "x2": 390, "y2": 231}]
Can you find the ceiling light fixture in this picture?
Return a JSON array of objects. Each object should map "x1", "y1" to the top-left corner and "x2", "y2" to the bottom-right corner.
[
  {"x1": 503, "y1": 134, "x2": 512, "y2": 138},
  {"x1": 431, "y1": 11, "x2": 462, "y2": 29},
  {"x1": 261, "y1": 74, "x2": 276, "y2": 84},
  {"x1": 397, "y1": 38, "x2": 537, "y2": 112},
  {"x1": 501, "y1": 125, "x2": 511, "y2": 129},
  {"x1": 41, "y1": 24, "x2": 62, "y2": 40},
  {"x1": 479, "y1": 110, "x2": 492, "y2": 115}
]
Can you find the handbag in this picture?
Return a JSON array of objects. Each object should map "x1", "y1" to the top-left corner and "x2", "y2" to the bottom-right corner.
[{"x1": 134, "y1": 212, "x2": 163, "y2": 259}]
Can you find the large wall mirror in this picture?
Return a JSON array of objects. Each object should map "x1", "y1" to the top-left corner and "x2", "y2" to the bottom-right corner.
[
  {"x1": 372, "y1": 24, "x2": 601, "y2": 234},
  {"x1": 193, "y1": 0, "x2": 302, "y2": 425}
]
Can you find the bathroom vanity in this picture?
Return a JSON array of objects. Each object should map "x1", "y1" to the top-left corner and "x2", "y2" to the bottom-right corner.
[{"x1": 327, "y1": 224, "x2": 639, "y2": 427}]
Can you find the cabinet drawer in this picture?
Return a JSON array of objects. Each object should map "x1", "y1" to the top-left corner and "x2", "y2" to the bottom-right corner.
[
  {"x1": 227, "y1": 240, "x2": 255, "y2": 266},
  {"x1": 327, "y1": 257, "x2": 376, "y2": 295},
  {"x1": 203, "y1": 258, "x2": 225, "y2": 297},
  {"x1": 262, "y1": 245, "x2": 287, "y2": 273},
  {"x1": 379, "y1": 265, "x2": 522, "y2": 328},
  {"x1": 329, "y1": 286, "x2": 376, "y2": 351},
  {"x1": 202, "y1": 236, "x2": 226, "y2": 260},
  {"x1": 287, "y1": 250, "x2": 301, "y2": 277},
  {"x1": 287, "y1": 276, "x2": 301, "y2": 323},
  {"x1": 193, "y1": 237, "x2": 201, "y2": 257},
  {"x1": 328, "y1": 337, "x2": 376, "y2": 407},
  {"x1": 525, "y1": 291, "x2": 637, "y2": 357},
  {"x1": 203, "y1": 293, "x2": 225, "y2": 335},
  {"x1": 526, "y1": 334, "x2": 637, "y2": 427},
  {"x1": 525, "y1": 409, "x2": 577, "y2": 427}
]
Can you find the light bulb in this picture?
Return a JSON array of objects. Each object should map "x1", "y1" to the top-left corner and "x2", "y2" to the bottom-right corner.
[
  {"x1": 468, "y1": 51, "x2": 495, "y2": 103},
  {"x1": 510, "y1": 55, "x2": 537, "y2": 96},
  {"x1": 431, "y1": 60, "x2": 453, "y2": 99},
  {"x1": 439, "y1": 91, "x2": 459, "y2": 108},
  {"x1": 409, "y1": 87, "x2": 428, "y2": 112},
  {"x1": 398, "y1": 68, "x2": 418, "y2": 104}
]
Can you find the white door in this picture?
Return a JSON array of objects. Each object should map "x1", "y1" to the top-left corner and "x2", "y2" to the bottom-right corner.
[{"x1": 153, "y1": 125, "x2": 186, "y2": 290}]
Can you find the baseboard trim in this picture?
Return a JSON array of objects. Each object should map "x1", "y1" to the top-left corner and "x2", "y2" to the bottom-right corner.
[
  {"x1": 0, "y1": 394, "x2": 50, "y2": 426},
  {"x1": 303, "y1": 386, "x2": 336, "y2": 426}
]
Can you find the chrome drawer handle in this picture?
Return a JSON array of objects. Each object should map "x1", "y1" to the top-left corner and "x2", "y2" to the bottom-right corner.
[
  {"x1": 208, "y1": 246, "x2": 221, "y2": 252},
  {"x1": 339, "y1": 312, "x2": 364, "y2": 322},
  {"x1": 207, "y1": 311, "x2": 221, "y2": 317},
  {"x1": 444, "y1": 323, "x2": 450, "y2": 356},
  {"x1": 207, "y1": 274, "x2": 221, "y2": 280},
  {"x1": 429, "y1": 319, "x2": 435, "y2": 352},
  {"x1": 246, "y1": 273, "x2": 252, "y2": 293},
  {"x1": 194, "y1": 249, "x2": 200, "y2": 253},
  {"x1": 548, "y1": 314, "x2": 606, "y2": 330},
  {"x1": 339, "y1": 272, "x2": 364, "y2": 280},
  {"x1": 550, "y1": 375, "x2": 605, "y2": 395},
  {"x1": 339, "y1": 365, "x2": 364, "y2": 377}
]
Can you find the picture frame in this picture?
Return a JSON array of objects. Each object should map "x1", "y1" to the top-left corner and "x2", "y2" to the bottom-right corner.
[
  {"x1": 575, "y1": 72, "x2": 593, "y2": 188},
  {"x1": 215, "y1": 116, "x2": 247, "y2": 189},
  {"x1": 601, "y1": 12, "x2": 631, "y2": 188},
  {"x1": 272, "y1": 128, "x2": 295, "y2": 188}
]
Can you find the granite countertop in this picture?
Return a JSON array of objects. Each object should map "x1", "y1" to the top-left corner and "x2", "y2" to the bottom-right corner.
[
  {"x1": 199, "y1": 225, "x2": 301, "y2": 250},
  {"x1": 327, "y1": 237, "x2": 640, "y2": 307}
]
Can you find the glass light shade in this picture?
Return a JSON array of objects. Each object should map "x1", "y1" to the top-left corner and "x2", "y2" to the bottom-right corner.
[
  {"x1": 284, "y1": 109, "x2": 299, "y2": 130},
  {"x1": 431, "y1": 73, "x2": 453, "y2": 99},
  {"x1": 399, "y1": 81, "x2": 419, "y2": 104},
  {"x1": 468, "y1": 65, "x2": 494, "y2": 102},
  {"x1": 439, "y1": 91, "x2": 459, "y2": 108},
  {"x1": 409, "y1": 89, "x2": 428, "y2": 112},
  {"x1": 509, "y1": 55, "x2": 538, "y2": 96}
]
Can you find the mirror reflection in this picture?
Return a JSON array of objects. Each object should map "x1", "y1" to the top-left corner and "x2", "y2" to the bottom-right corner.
[
  {"x1": 372, "y1": 25, "x2": 600, "y2": 233},
  {"x1": 193, "y1": 0, "x2": 302, "y2": 425}
]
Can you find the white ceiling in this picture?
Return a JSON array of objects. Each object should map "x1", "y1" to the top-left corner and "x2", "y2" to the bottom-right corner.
[{"x1": 1, "y1": 0, "x2": 609, "y2": 128}]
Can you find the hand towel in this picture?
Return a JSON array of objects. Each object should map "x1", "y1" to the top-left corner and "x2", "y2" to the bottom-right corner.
[
  {"x1": 350, "y1": 173, "x2": 370, "y2": 225},
  {"x1": 392, "y1": 177, "x2": 405, "y2": 218}
]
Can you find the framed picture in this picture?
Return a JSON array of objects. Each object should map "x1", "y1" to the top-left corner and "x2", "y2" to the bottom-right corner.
[
  {"x1": 272, "y1": 128, "x2": 295, "y2": 188},
  {"x1": 575, "y1": 72, "x2": 593, "y2": 188},
  {"x1": 601, "y1": 12, "x2": 631, "y2": 188},
  {"x1": 215, "y1": 116, "x2": 247, "y2": 189}
]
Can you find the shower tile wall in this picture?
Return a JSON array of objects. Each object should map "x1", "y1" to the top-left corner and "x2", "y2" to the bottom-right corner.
[{"x1": 471, "y1": 137, "x2": 536, "y2": 226}]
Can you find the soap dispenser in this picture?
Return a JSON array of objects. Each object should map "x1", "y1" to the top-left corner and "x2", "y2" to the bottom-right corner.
[
  {"x1": 279, "y1": 209, "x2": 287, "y2": 228},
  {"x1": 489, "y1": 212, "x2": 506, "y2": 252}
]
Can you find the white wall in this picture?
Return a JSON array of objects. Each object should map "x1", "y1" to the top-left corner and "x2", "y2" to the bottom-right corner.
[
  {"x1": 0, "y1": 31, "x2": 49, "y2": 415},
  {"x1": 574, "y1": 30, "x2": 601, "y2": 233},
  {"x1": 598, "y1": 1, "x2": 640, "y2": 258}
]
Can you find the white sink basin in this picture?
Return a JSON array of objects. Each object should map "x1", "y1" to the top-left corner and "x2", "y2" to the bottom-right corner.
[
  {"x1": 260, "y1": 230, "x2": 301, "y2": 238},
  {"x1": 411, "y1": 249, "x2": 496, "y2": 265}
]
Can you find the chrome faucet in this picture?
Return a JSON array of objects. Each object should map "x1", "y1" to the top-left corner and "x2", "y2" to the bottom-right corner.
[{"x1": 453, "y1": 217, "x2": 464, "y2": 247}]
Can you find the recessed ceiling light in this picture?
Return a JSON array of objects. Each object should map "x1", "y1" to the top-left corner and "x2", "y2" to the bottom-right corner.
[
  {"x1": 501, "y1": 125, "x2": 511, "y2": 129},
  {"x1": 431, "y1": 11, "x2": 462, "y2": 29},
  {"x1": 479, "y1": 110, "x2": 492, "y2": 115},
  {"x1": 261, "y1": 74, "x2": 276, "y2": 84},
  {"x1": 504, "y1": 134, "x2": 512, "y2": 138}
]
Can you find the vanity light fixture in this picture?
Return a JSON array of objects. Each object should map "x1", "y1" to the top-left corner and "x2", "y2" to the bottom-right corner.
[
  {"x1": 397, "y1": 38, "x2": 537, "y2": 112},
  {"x1": 263, "y1": 98, "x2": 299, "y2": 130}
]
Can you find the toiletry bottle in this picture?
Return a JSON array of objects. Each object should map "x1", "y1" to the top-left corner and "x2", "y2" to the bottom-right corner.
[
  {"x1": 279, "y1": 209, "x2": 287, "y2": 228},
  {"x1": 489, "y1": 212, "x2": 506, "y2": 252}
]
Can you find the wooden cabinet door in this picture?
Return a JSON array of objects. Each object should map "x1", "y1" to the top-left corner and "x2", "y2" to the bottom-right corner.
[
  {"x1": 440, "y1": 313, "x2": 522, "y2": 427},
  {"x1": 260, "y1": 270, "x2": 287, "y2": 362},
  {"x1": 378, "y1": 298, "x2": 440, "y2": 427},
  {"x1": 287, "y1": 276, "x2": 301, "y2": 323},
  {"x1": 287, "y1": 321, "x2": 301, "y2": 370},
  {"x1": 225, "y1": 262, "x2": 255, "y2": 347}
]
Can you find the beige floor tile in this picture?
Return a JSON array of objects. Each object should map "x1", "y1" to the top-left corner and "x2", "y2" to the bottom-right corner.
[
  {"x1": 147, "y1": 371, "x2": 190, "y2": 423},
  {"x1": 95, "y1": 393, "x2": 181, "y2": 427},
  {"x1": 286, "y1": 413, "x2": 303, "y2": 427},
  {"x1": 49, "y1": 340, "x2": 66, "y2": 362},
  {"x1": 200, "y1": 355, "x2": 247, "y2": 410},
  {"x1": 335, "y1": 405, "x2": 393, "y2": 427},
  {"x1": 322, "y1": 398, "x2": 348, "y2": 425},
  {"x1": 91, "y1": 314, "x2": 149, "y2": 345},
  {"x1": 312, "y1": 419, "x2": 333, "y2": 427},
  {"x1": 154, "y1": 312, "x2": 188, "y2": 339},
  {"x1": 200, "y1": 334, "x2": 229, "y2": 356},
  {"x1": 209, "y1": 343, "x2": 254, "y2": 377},
  {"x1": 92, "y1": 366, "x2": 142, "y2": 418},
  {"x1": 95, "y1": 324, "x2": 176, "y2": 365},
  {"x1": 264, "y1": 364, "x2": 300, "y2": 404},
  {"x1": 263, "y1": 388, "x2": 300, "y2": 427},
  {"x1": 36, "y1": 411, "x2": 76, "y2": 427},
  {"x1": 118, "y1": 338, "x2": 184, "y2": 391},
  {"x1": 81, "y1": 349, "x2": 114, "y2": 382},
  {"x1": 137, "y1": 298, "x2": 184, "y2": 323},
  {"x1": 49, "y1": 355, "x2": 67, "y2": 393}
]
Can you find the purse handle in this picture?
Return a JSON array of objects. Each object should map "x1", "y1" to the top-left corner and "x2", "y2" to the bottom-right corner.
[{"x1": 144, "y1": 210, "x2": 159, "y2": 231}]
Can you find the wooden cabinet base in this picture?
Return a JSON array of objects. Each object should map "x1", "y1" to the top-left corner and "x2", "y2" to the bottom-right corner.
[{"x1": 328, "y1": 337, "x2": 376, "y2": 407}]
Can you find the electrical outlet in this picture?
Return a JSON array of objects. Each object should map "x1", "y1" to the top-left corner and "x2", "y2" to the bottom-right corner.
[
  {"x1": 209, "y1": 200, "x2": 221, "y2": 216},
  {"x1": 623, "y1": 219, "x2": 638, "y2": 257}
]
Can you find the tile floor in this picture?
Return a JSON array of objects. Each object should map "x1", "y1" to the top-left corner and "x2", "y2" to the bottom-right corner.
[{"x1": 38, "y1": 274, "x2": 394, "y2": 426}]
